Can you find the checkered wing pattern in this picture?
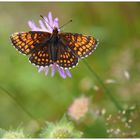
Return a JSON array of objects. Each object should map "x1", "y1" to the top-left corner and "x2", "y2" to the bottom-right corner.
[
  {"x1": 10, "y1": 30, "x2": 98, "y2": 69},
  {"x1": 29, "y1": 44, "x2": 53, "y2": 67},
  {"x1": 60, "y1": 33, "x2": 98, "y2": 59},
  {"x1": 10, "y1": 31, "x2": 51, "y2": 55},
  {"x1": 56, "y1": 42, "x2": 78, "y2": 68}
]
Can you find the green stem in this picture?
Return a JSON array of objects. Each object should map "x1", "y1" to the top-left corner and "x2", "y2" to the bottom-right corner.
[{"x1": 82, "y1": 60, "x2": 123, "y2": 111}]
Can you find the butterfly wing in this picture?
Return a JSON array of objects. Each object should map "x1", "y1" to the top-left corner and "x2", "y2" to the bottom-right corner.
[
  {"x1": 55, "y1": 41, "x2": 78, "y2": 69},
  {"x1": 29, "y1": 44, "x2": 53, "y2": 67},
  {"x1": 60, "y1": 33, "x2": 98, "y2": 59},
  {"x1": 10, "y1": 31, "x2": 51, "y2": 55}
]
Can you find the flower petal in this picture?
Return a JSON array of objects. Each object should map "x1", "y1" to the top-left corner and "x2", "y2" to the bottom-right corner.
[
  {"x1": 51, "y1": 64, "x2": 56, "y2": 77},
  {"x1": 38, "y1": 66, "x2": 45, "y2": 73},
  {"x1": 28, "y1": 20, "x2": 40, "y2": 31},
  {"x1": 48, "y1": 12, "x2": 53, "y2": 27},
  {"x1": 53, "y1": 18, "x2": 59, "y2": 28},
  {"x1": 65, "y1": 69, "x2": 72, "y2": 78},
  {"x1": 43, "y1": 16, "x2": 53, "y2": 33},
  {"x1": 45, "y1": 66, "x2": 49, "y2": 76},
  {"x1": 39, "y1": 20, "x2": 48, "y2": 31},
  {"x1": 57, "y1": 67, "x2": 67, "y2": 79}
]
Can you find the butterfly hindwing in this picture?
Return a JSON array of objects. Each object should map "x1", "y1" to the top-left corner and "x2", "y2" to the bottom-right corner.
[
  {"x1": 55, "y1": 42, "x2": 78, "y2": 68},
  {"x1": 29, "y1": 44, "x2": 53, "y2": 67},
  {"x1": 10, "y1": 31, "x2": 51, "y2": 55},
  {"x1": 60, "y1": 33, "x2": 98, "y2": 59}
]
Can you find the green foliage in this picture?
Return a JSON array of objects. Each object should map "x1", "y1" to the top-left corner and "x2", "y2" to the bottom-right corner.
[{"x1": 83, "y1": 118, "x2": 108, "y2": 138}]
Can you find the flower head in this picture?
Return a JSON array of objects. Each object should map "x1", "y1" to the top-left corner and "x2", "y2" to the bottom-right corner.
[
  {"x1": 0, "y1": 128, "x2": 26, "y2": 138},
  {"x1": 28, "y1": 12, "x2": 71, "y2": 79},
  {"x1": 40, "y1": 115, "x2": 82, "y2": 138},
  {"x1": 68, "y1": 96, "x2": 90, "y2": 121}
]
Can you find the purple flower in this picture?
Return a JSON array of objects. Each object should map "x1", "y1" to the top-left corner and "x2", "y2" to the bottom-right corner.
[{"x1": 28, "y1": 12, "x2": 71, "y2": 79}]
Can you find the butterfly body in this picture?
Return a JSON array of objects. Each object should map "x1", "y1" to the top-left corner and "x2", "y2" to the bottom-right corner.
[
  {"x1": 48, "y1": 28, "x2": 60, "y2": 62},
  {"x1": 10, "y1": 27, "x2": 98, "y2": 69}
]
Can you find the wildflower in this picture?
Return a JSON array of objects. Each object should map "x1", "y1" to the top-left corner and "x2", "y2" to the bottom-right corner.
[
  {"x1": 40, "y1": 115, "x2": 82, "y2": 138},
  {"x1": 28, "y1": 12, "x2": 71, "y2": 79},
  {"x1": 0, "y1": 128, "x2": 26, "y2": 138},
  {"x1": 68, "y1": 96, "x2": 89, "y2": 121}
]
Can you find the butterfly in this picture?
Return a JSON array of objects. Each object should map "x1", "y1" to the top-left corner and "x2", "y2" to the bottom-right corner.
[{"x1": 10, "y1": 27, "x2": 98, "y2": 69}]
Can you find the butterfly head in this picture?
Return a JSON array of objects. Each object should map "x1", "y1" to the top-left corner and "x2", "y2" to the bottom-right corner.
[{"x1": 52, "y1": 27, "x2": 58, "y2": 36}]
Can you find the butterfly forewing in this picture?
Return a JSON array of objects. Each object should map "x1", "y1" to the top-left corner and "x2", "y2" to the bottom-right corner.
[
  {"x1": 10, "y1": 31, "x2": 51, "y2": 55},
  {"x1": 60, "y1": 33, "x2": 98, "y2": 59}
]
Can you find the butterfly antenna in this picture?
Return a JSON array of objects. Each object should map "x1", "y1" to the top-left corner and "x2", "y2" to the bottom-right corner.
[
  {"x1": 59, "y1": 19, "x2": 72, "y2": 29},
  {"x1": 40, "y1": 15, "x2": 53, "y2": 29}
]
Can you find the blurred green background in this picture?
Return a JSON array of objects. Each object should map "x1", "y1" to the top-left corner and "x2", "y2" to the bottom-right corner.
[{"x1": 0, "y1": 2, "x2": 140, "y2": 138}]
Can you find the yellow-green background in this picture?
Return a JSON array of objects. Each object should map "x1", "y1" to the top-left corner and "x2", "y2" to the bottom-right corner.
[{"x1": 0, "y1": 2, "x2": 140, "y2": 138}]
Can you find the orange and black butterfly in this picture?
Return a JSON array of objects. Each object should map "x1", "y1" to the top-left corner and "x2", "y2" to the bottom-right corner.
[{"x1": 10, "y1": 27, "x2": 98, "y2": 69}]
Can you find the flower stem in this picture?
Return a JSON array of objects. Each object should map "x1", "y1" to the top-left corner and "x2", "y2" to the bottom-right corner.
[
  {"x1": 0, "y1": 85, "x2": 40, "y2": 124},
  {"x1": 82, "y1": 60, "x2": 123, "y2": 111}
]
